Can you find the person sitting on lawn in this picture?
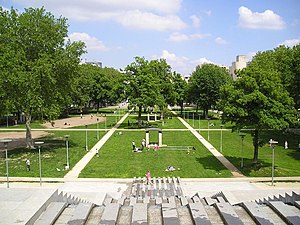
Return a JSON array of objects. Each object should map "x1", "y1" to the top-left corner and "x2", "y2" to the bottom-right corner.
[{"x1": 166, "y1": 165, "x2": 175, "y2": 171}]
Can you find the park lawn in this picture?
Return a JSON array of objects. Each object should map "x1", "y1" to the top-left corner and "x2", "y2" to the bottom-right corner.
[
  {"x1": 202, "y1": 130, "x2": 300, "y2": 177},
  {"x1": 80, "y1": 130, "x2": 232, "y2": 178},
  {"x1": 0, "y1": 121, "x2": 44, "y2": 129},
  {"x1": 0, "y1": 130, "x2": 102, "y2": 178},
  {"x1": 119, "y1": 114, "x2": 187, "y2": 129}
]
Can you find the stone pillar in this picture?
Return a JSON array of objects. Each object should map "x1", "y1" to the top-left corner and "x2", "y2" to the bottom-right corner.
[
  {"x1": 159, "y1": 130, "x2": 162, "y2": 146},
  {"x1": 147, "y1": 113, "x2": 150, "y2": 121},
  {"x1": 154, "y1": 114, "x2": 157, "y2": 121},
  {"x1": 146, "y1": 131, "x2": 150, "y2": 146}
]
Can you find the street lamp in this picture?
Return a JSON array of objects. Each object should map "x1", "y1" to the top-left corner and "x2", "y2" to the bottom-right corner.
[
  {"x1": 0, "y1": 139, "x2": 12, "y2": 188},
  {"x1": 105, "y1": 114, "x2": 107, "y2": 132},
  {"x1": 85, "y1": 125, "x2": 88, "y2": 151},
  {"x1": 269, "y1": 139, "x2": 278, "y2": 186},
  {"x1": 192, "y1": 113, "x2": 195, "y2": 127},
  {"x1": 220, "y1": 125, "x2": 224, "y2": 153},
  {"x1": 35, "y1": 141, "x2": 44, "y2": 186},
  {"x1": 198, "y1": 114, "x2": 201, "y2": 133},
  {"x1": 64, "y1": 135, "x2": 69, "y2": 169},
  {"x1": 239, "y1": 133, "x2": 246, "y2": 168},
  {"x1": 207, "y1": 118, "x2": 210, "y2": 141},
  {"x1": 96, "y1": 118, "x2": 99, "y2": 140}
]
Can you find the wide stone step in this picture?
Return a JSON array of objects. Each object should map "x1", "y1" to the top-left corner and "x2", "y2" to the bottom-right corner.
[
  {"x1": 116, "y1": 205, "x2": 132, "y2": 225},
  {"x1": 54, "y1": 205, "x2": 76, "y2": 225},
  {"x1": 34, "y1": 202, "x2": 67, "y2": 225},
  {"x1": 99, "y1": 203, "x2": 120, "y2": 225},
  {"x1": 188, "y1": 202, "x2": 212, "y2": 225},
  {"x1": 67, "y1": 202, "x2": 94, "y2": 225},
  {"x1": 242, "y1": 201, "x2": 276, "y2": 225},
  {"x1": 215, "y1": 202, "x2": 244, "y2": 225},
  {"x1": 85, "y1": 206, "x2": 104, "y2": 225},
  {"x1": 148, "y1": 205, "x2": 163, "y2": 225},
  {"x1": 162, "y1": 202, "x2": 180, "y2": 225},
  {"x1": 233, "y1": 205, "x2": 256, "y2": 225},
  {"x1": 268, "y1": 201, "x2": 300, "y2": 225},
  {"x1": 132, "y1": 203, "x2": 147, "y2": 225}
]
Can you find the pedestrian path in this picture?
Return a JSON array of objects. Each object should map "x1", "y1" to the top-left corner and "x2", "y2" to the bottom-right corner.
[
  {"x1": 64, "y1": 112, "x2": 130, "y2": 180},
  {"x1": 170, "y1": 108, "x2": 244, "y2": 177}
]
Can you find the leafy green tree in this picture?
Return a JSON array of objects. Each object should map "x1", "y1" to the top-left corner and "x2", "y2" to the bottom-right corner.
[
  {"x1": 172, "y1": 72, "x2": 187, "y2": 116},
  {"x1": 188, "y1": 64, "x2": 231, "y2": 118},
  {"x1": 218, "y1": 52, "x2": 297, "y2": 163},
  {"x1": 124, "y1": 57, "x2": 159, "y2": 124},
  {"x1": 0, "y1": 7, "x2": 85, "y2": 148}
]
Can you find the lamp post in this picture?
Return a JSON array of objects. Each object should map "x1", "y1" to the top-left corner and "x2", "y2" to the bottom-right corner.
[
  {"x1": 220, "y1": 125, "x2": 224, "y2": 153},
  {"x1": 35, "y1": 141, "x2": 44, "y2": 186},
  {"x1": 269, "y1": 139, "x2": 278, "y2": 186},
  {"x1": 85, "y1": 125, "x2": 88, "y2": 151},
  {"x1": 207, "y1": 118, "x2": 210, "y2": 141},
  {"x1": 105, "y1": 114, "x2": 107, "y2": 132},
  {"x1": 239, "y1": 133, "x2": 246, "y2": 168},
  {"x1": 64, "y1": 135, "x2": 69, "y2": 169},
  {"x1": 198, "y1": 114, "x2": 201, "y2": 133},
  {"x1": 0, "y1": 139, "x2": 12, "y2": 188},
  {"x1": 96, "y1": 118, "x2": 99, "y2": 140},
  {"x1": 192, "y1": 113, "x2": 195, "y2": 127}
]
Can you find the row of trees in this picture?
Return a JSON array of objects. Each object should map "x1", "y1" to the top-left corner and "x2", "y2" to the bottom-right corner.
[{"x1": 1, "y1": 7, "x2": 298, "y2": 163}]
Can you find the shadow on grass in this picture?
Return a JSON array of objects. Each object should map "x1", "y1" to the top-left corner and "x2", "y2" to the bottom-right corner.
[
  {"x1": 225, "y1": 156, "x2": 274, "y2": 176},
  {"x1": 195, "y1": 155, "x2": 231, "y2": 173}
]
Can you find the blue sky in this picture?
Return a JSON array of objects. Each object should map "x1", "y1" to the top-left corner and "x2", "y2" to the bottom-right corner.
[{"x1": 1, "y1": 0, "x2": 300, "y2": 75}]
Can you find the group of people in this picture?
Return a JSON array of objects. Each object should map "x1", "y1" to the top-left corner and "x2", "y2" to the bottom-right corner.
[{"x1": 132, "y1": 139, "x2": 159, "y2": 152}]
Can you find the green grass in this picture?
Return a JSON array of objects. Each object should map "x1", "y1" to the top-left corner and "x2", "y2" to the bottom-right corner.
[
  {"x1": 80, "y1": 130, "x2": 232, "y2": 178},
  {"x1": 118, "y1": 114, "x2": 187, "y2": 129},
  {"x1": 0, "y1": 130, "x2": 102, "y2": 177},
  {"x1": 201, "y1": 130, "x2": 300, "y2": 177}
]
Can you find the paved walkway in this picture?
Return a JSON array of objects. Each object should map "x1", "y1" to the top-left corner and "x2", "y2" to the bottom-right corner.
[
  {"x1": 64, "y1": 112, "x2": 130, "y2": 180},
  {"x1": 170, "y1": 108, "x2": 244, "y2": 177}
]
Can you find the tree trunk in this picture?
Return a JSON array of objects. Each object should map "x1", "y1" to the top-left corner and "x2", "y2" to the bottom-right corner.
[
  {"x1": 138, "y1": 106, "x2": 142, "y2": 125},
  {"x1": 180, "y1": 101, "x2": 184, "y2": 116},
  {"x1": 25, "y1": 114, "x2": 34, "y2": 149},
  {"x1": 253, "y1": 129, "x2": 259, "y2": 163}
]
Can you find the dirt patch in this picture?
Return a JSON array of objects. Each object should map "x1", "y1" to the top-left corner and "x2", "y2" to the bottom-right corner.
[
  {"x1": 0, "y1": 131, "x2": 49, "y2": 151},
  {"x1": 0, "y1": 115, "x2": 106, "y2": 151},
  {"x1": 42, "y1": 115, "x2": 105, "y2": 129}
]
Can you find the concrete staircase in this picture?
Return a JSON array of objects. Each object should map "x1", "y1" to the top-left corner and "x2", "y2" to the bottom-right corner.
[{"x1": 29, "y1": 177, "x2": 300, "y2": 225}]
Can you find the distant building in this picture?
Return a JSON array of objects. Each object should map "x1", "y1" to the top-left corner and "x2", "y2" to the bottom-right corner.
[
  {"x1": 229, "y1": 55, "x2": 247, "y2": 80},
  {"x1": 85, "y1": 61, "x2": 102, "y2": 68}
]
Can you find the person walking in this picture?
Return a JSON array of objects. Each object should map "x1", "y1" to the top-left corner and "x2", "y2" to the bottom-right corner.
[
  {"x1": 132, "y1": 140, "x2": 136, "y2": 150},
  {"x1": 141, "y1": 138, "x2": 145, "y2": 151},
  {"x1": 26, "y1": 159, "x2": 30, "y2": 171},
  {"x1": 95, "y1": 148, "x2": 99, "y2": 157},
  {"x1": 145, "y1": 169, "x2": 152, "y2": 184}
]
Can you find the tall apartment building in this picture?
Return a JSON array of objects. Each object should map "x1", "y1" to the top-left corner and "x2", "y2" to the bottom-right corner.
[{"x1": 229, "y1": 55, "x2": 247, "y2": 80}]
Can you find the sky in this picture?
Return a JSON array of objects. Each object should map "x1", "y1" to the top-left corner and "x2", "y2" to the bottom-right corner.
[{"x1": 1, "y1": 0, "x2": 300, "y2": 76}]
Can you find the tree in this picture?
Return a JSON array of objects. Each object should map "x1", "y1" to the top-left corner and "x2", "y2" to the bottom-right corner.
[
  {"x1": 172, "y1": 72, "x2": 187, "y2": 116},
  {"x1": 124, "y1": 57, "x2": 159, "y2": 124},
  {"x1": 0, "y1": 7, "x2": 85, "y2": 148},
  {"x1": 218, "y1": 51, "x2": 297, "y2": 163},
  {"x1": 187, "y1": 64, "x2": 231, "y2": 118}
]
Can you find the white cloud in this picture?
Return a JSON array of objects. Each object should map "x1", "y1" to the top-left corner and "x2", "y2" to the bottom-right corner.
[
  {"x1": 190, "y1": 15, "x2": 200, "y2": 28},
  {"x1": 13, "y1": 0, "x2": 185, "y2": 31},
  {"x1": 168, "y1": 32, "x2": 210, "y2": 42},
  {"x1": 215, "y1": 37, "x2": 227, "y2": 45},
  {"x1": 279, "y1": 38, "x2": 300, "y2": 47},
  {"x1": 116, "y1": 10, "x2": 186, "y2": 31},
  {"x1": 152, "y1": 50, "x2": 216, "y2": 75},
  {"x1": 69, "y1": 32, "x2": 109, "y2": 51},
  {"x1": 238, "y1": 6, "x2": 285, "y2": 30}
]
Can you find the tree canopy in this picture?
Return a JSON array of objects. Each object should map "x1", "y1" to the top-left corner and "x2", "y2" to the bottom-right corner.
[
  {"x1": 218, "y1": 49, "x2": 297, "y2": 163},
  {"x1": 0, "y1": 7, "x2": 85, "y2": 147},
  {"x1": 187, "y1": 64, "x2": 231, "y2": 118}
]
